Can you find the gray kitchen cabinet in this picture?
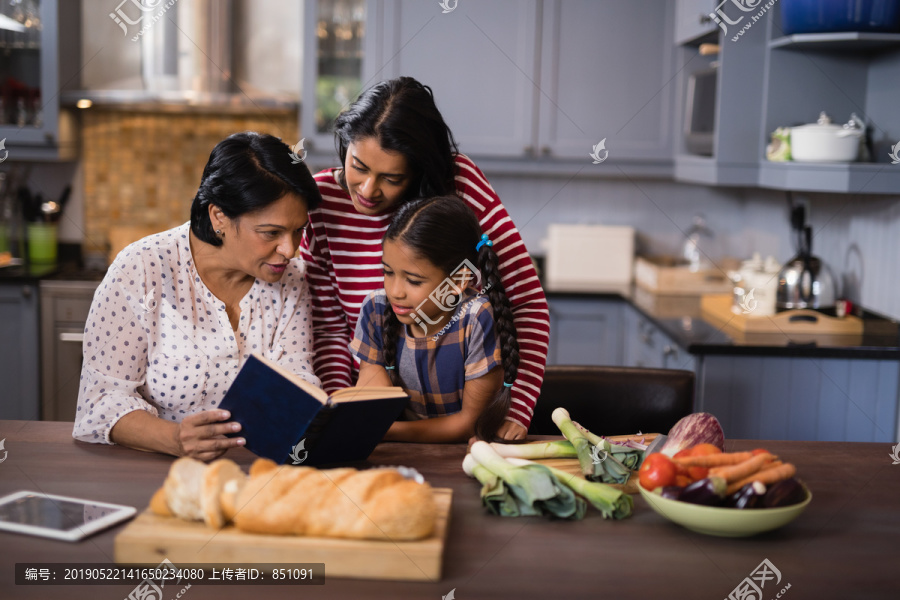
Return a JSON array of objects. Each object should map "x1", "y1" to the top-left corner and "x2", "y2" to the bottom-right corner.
[
  {"x1": 301, "y1": 0, "x2": 375, "y2": 161},
  {"x1": 547, "y1": 298, "x2": 623, "y2": 367},
  {"x1": 0, "y1": 0, "x2": 79, "y2": 160},
  {"x1": 370, "y1": 0, "x2": 540, "y2": 158},
  {"x1": 0, "y1": 283, "x2": 40, "y2": 419},
  {"x1": 536, "y1": 0, "x2": 675, "y2": 162},
  {"x1": 39, "y1": 281, "x2": 99, "y2": 422},
  {"x1": 360, "y1": 0, "x2": 674, "y2": 167},
  {"x1": 674, "y1": 0, "x2": 718, "y2": 46},
  {"x1": 697, "y1": 354, "x2": 899, "y2": 443},
  {"x1": 622, "y1": 304, "x2": 696, "y2": 372}
]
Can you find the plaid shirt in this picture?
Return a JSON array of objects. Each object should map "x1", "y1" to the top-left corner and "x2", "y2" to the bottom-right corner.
[{"x1": 350, "y1": 289, "x2": 502, "y2": 419}]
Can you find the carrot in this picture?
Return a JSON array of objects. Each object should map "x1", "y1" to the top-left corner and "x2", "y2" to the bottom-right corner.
[
  {"x1": 726, "y1": 462, "x2": 797, "y2": 495},
  {"x1": 673, "y1": 451, "x2": 753, "y2": 468},
  {"x1": 708, "y1": 453, "x2": 776, "y2": 483}
]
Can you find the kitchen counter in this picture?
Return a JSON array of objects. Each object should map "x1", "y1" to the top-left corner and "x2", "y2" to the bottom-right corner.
[
  {"x1": 0, "y1": 420, "x2": 896, "y2": 599},
  {"x1": 546, "y1": 286, "x2": 900, "y2": 360}
]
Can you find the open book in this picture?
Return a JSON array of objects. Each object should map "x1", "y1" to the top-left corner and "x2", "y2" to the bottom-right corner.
[{"x1": 218, "y1": 354, "x2": 408, "y2": 465}]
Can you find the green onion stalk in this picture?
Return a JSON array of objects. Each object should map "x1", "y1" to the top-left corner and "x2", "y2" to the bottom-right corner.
[
  {"x1": 469, "y1": 442, "x2": 585, "y2": 520},
  {"x1": 506, "y1": 458, "x2": 633, "y2": 520},
  {"x1": 551, "y1": 408, "x2": 596, "y2": 478}
]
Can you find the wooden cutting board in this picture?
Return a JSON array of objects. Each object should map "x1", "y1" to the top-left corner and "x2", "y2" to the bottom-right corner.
[
  {"x1": 701, "y1": 293, "x2": 862, "y2": 335},
  {"x1": 114, "y1": 488, "x2": 452, "y2": 582}
]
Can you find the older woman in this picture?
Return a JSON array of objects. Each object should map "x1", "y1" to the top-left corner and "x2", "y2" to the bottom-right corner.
[{"x1": 73, "y1": 132, "x2": 322, "y2": 461}]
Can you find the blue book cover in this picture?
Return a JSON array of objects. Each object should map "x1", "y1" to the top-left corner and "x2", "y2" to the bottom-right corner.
[{"x1": 219, "y1": 354, "x2": 408, "y2": 465}]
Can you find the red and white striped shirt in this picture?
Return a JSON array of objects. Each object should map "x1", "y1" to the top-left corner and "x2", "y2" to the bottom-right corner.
[{"x1": 300, "y1": 154, "x2": 549, "y2": 428}]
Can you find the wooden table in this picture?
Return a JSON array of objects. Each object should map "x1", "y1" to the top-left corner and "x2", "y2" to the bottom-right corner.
[{"x1": 0, "y1": 420, "x2": 897, "y2": 599}]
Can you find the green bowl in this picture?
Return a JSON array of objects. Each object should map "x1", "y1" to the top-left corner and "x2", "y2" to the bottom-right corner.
[{"x1": 638, "y1": 484, "x2": 812, "y2": 537}]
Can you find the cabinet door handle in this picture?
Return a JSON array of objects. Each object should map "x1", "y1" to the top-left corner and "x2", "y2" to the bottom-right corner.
[
  {"x1": 699, "y1": 13, "x2": 712, "y2": 25},
  {"x1": 663, "y1": 345, "x2": 677, "y2": 357},
  {"x1": 22, "y1": 285, "x2": 33, "y2": 299},
  {"x1": 59, "y1": 333, "x2": 85, "y2": 343},
  {"x1": 523, "y1": 145, "x2": 535, "y2": 157}
]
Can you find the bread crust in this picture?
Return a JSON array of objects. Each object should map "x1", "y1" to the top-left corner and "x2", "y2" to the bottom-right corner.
[
  {"x1": 201, "y1": 459, "x2": 246, "y2": 529},
  {"x1": 153, "y1": 458, "x2": 436, "y2": 541}
]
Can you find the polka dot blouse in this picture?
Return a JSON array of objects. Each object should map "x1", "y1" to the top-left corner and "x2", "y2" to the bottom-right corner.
[{"x1": 72, "y1": 223, "x2": 320, "y2": 444}]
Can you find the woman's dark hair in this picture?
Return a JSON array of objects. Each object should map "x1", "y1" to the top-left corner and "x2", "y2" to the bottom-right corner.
[
  {"x1": 190, "y1": 132, "x2": 323, "y2": 246},
  {"x1": 381, "y1": 195, "x2": 519, "y2": 442},
  {"x1": 333, "y1": 76, "x2": 460, "y2": 200}
]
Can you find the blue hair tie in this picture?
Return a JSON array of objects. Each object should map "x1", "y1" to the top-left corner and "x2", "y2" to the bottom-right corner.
[
  {"x1": 384, "y1": 365, "x2": 395, "y2": 371},
  {"x1": 476, "y1": 234, "x2": 493, "y2": 251},
  {"x1": 503, "y1": 381, "x2": 514, "y2": 388}
]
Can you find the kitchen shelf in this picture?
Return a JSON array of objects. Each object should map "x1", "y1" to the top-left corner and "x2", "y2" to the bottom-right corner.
[
  {"x1": 674, "y1": 154, "x2": 760, "y2": 187},
  {"x1": 758, "y1": 161, "x2": 900, "y2": 194},
  {"x1": 769, "y1": 32, "x2": 900, "y2": 52}
]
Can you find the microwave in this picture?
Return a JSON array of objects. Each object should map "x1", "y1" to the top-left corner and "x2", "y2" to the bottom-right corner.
[{"x1": 684, "y1": 65, "x2": 717, "y2": 156}]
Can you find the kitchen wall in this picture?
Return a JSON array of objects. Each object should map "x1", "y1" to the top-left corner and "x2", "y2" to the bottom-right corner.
[{"x1": 485, "y1": 172, "x2": 900, "y2": 320}]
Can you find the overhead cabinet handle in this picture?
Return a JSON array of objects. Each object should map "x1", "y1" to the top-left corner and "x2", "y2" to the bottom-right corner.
[{"x1": 59, "y1": 333, "x2": 85, "y2": 343}]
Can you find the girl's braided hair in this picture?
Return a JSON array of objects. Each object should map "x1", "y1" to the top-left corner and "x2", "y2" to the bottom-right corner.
[{"x1": 382, "y1": 195, "x2": 519, "y2": 441}]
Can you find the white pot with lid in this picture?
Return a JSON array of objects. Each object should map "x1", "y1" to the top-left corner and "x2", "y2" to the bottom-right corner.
[{"x1": 791, "y1": 112, "x2": 864, "y2": 163}]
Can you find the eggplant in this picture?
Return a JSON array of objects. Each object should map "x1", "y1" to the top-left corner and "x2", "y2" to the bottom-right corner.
[
  {"x1": 656, "y1": 486, "x2": 683, "y2": 501},
  {"x1": 660, "y1": 413, "x2": 725, "y2": 457},
  {"x1": 726, "y1": 481, "x2": 767, "y2": 509},
  {"x1": 763, "y1": 478, "x2": 807, "y2": 508},
  {"x1": 678, "y1": 476, "x2": 726, "y2": 506}
]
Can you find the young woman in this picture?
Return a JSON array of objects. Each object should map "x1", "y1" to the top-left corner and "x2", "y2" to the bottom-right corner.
[
  {"x1": 73, "y1": 132, "x2": 322, "y2": 461},
  {"x1": 301, "y1": 77, "x2": 548, "y2": 441},
  {"x1": 351, "y1": 195, "x2": 517, "y2": 443}
]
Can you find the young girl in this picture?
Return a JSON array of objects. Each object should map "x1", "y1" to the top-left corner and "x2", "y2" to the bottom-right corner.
[{"x1": 350, "y1": 195, "x2": 519, "y2": 443}]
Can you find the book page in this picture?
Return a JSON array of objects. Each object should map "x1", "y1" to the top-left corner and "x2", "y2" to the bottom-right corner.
[{"x1": 330, "y1": 386, "x2": 407, "y2": 403}]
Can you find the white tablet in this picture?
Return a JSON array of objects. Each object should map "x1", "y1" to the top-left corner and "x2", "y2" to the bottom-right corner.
[{"x1": 0, "y1": 491, "x2": 137, "y2": 542}]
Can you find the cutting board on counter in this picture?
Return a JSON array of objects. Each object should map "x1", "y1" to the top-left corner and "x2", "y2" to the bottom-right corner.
[
  {"x1": 114, "y1": 488, "x2": 452, "y2": 582},
  {"x1": 532, "y1": 433, "x2": 659, "y2": 495},
  {"x1": 701, "y1": 294, "x2": 863, "y2": 335}
]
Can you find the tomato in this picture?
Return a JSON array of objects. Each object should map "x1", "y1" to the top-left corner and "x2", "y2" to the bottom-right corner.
[
  {"x1": 675, "y1": 475, "x2": 693, "y2": 487},
  {"x1": 673, "y1": 447, "x2": 694, "y2": 460},
  {"x1": 639, "y1": 454, "x2": 677, "y2": 491}
]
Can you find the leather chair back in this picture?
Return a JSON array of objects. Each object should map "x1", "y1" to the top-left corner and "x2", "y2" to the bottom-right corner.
[{"x1": 529, "y1": 365, "x2": 695, "y2": 436}]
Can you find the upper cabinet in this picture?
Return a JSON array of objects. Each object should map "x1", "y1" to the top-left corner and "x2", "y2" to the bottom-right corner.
[
  {"x1": 674, "y1": 0, "x2": 718, "y2": 45},
  {"x1": 673, "y1": 0, "x2": 900, "y2": 194},
  {"x1": 302, "y1": 0, "x2": 676, "y2": 173},
  {"x1": 536, "y1": 0, "x2": 674, "y2": 164},
  {"x1": 757, "y1": 9, "x2": 900, "y2": 194},
  {"x1": 372, "y1": 0, "x2": 540, "y2": 159},
  {"x1": 0, "y1": 0, "x2": 78, "y2": 161}
]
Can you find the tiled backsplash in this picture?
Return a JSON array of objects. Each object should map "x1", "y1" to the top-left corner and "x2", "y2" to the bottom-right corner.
[{"x1": 81, "y1": 109, "x2": 298, "y2": 255}]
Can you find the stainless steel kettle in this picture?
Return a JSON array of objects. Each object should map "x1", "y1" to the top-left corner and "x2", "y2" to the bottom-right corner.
[{"x1": 776, "y1": 226, "x2": 836, "y2": 310}]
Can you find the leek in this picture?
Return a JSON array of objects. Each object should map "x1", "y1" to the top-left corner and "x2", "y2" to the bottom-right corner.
[
  {"x1": 470, "y1": 442, "x2": 584, "y2": 520},
  {"x1": 507, "y1": 458, "x2": 633, "y2": 520},
  {"x1": 462, "y1": 453, "x2": 535, "y2": 517},
  {"x1": 551, "y1": 408, "x2": 595, "y2": 478},
  {"x1": 571, "y1": 419, "x2": 644, "y2": 483},
  {"x1": 489, "y1": 440, "x2": 577, "y2": 460}
]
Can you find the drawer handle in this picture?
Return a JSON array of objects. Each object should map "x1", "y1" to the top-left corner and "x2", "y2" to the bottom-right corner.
[
  {"x1": 59, "y1": 333, "x2": 85, "y2": 343},
  {"x1": 788, "y1": 314, "x2": 818, "y2": 323}
]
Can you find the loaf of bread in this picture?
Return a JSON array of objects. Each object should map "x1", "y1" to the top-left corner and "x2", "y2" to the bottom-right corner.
[{"x1": 149, "y1": 458, "x2": 436, "y2": 541}]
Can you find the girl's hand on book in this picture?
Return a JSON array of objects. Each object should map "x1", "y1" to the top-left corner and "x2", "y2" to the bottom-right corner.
[{"x1": 174, "y1": 410, "x2": 245, "y2": 461}]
